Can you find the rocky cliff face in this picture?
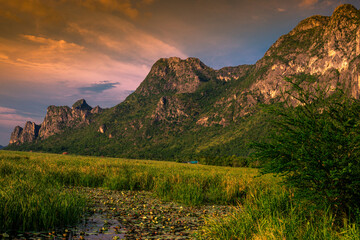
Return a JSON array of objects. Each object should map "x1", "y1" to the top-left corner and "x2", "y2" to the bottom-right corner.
[
  {"x1": 209, "y1": 4, "x2": 360, "y2": 120},
  {"x1": 136, "y1": 57, "x2": 253, "y2": 98},
  {"x1": 135, "y1": 4, "x2": 360, "y2": 127},
  {"x1": 251, "y1": 4, "x2": 360, "y2": 99},
  {"x1": 91, "y1": 106, "x2": 103, "y2": 114},
  {"x1": 135, "y1": 57, "x2": 215, "y2": 96},
  {"x1": 151, "y1": 96, "x2": 195, "y2": 123},
  {"x1": 9, "y1": 122, "x2": 40, "y2": 145},
  {"x1": 38, "y1": 99, "x2": 93, "y2": 139},
  {"x1": 9, "y1": 99, "x2": 100, "y2": 145}
]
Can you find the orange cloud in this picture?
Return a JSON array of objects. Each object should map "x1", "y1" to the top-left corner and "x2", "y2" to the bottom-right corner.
[
  {"x1": 0, "y1": 32, "x2": 151, "y2": 91},
  {"x1": 299, "y1": 0, "x2": 319, "y2": 7},
  {"x1": 22, "y1": 35, "x2": 84, "y2": 53},
  {"x1": 0, "y1": 0, "x2": 185, "y2": 95},
  {"x1": 0, "y1": 9, "x2": 21, "y2": 22},
  {"x1": 141, "y1": 0, "x2": 155, "y2": 5},
  {"x1": 0, "y1": 35, "x2": 85, "y2": 73},
  {"x1": 0, "y1": 53, "x2": 9, "y2": 61},
  {"x1": 0, "y1": 0, "x2": 61, "y2": 22},
  {"x1": 78, "y1": 0, "x2": 139, "y2": 19},
  {"x1": 68, "y1": 18, "x2": 187, "y2": 64}
]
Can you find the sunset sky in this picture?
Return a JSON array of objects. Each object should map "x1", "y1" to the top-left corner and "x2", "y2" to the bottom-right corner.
[{"x1": 0, "y1": 0, "x2": 359, "y2": 145}]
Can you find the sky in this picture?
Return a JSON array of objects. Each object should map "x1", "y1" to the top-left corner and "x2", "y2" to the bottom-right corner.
[{"x1": 0, "y1": 0, "x2": 360, "y2": 146}]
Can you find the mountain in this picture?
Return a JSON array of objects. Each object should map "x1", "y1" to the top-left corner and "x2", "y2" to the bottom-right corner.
[
  {"x1": 6, "y1": 4, "x2": 360, "y2": 163},
  {"x1": 0, "y1": 145, "x2": 3, "y2": 150},
  {"x1": 9, "y1": 99, "x2": 103, "y2": 145}
]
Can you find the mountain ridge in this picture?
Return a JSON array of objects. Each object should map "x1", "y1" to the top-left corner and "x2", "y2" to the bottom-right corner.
[{"x1": 7, "y1": 4, "x2": 360, "y2": 163}]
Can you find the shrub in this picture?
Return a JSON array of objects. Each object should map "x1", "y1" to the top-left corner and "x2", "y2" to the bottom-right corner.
[{"x1": 253, "y1": 76, "x2": 360, "y2": 219}]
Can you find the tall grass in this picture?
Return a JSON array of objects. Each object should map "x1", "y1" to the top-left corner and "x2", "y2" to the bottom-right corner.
[
  {"x1": 197, "y1": 183, "x2": 360, "y2": 239},
  {"x1": 0, "y1": 178, "x2": 85, "y2": 231},
  {"x1": 2, "y1": 151, "x2": 359, "y2": 239},
  {"x1": 0, "y1": 155, "x2": 86, "y2": 231},
  {"x1": 0, "y1": 151, "x2": 263, "y2": 232}
]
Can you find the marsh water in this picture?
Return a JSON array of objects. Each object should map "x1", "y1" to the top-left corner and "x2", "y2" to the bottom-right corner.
[{"x1": 9, "y1": 188, "x2": 233, "y2": 239}]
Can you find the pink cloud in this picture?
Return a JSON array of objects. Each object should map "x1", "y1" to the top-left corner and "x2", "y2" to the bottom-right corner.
[
  {"x1": 0, "y1": 107, "x2": 17, "y2": 114},
  {"x1": 0, "y1": 106, "x2": 39, "y2": 127}
]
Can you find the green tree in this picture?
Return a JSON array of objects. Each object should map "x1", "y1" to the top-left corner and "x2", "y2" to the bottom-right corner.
[{"x1": 253, "y1": 76, "x2": 360, "y2": 218}]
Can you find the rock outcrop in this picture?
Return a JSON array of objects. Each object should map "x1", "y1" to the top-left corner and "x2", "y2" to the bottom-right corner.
[
  {"x1": 208, "y1": 4, "x2": 360, "y2": 120},
  {"x1": 91, "y1": 106, "x2": 103, "y2": 114},
  {"x1": 9, "y1": 99, "x2": 101, "y2": 145},
  {"x1": 152, "y1": 96, "x2": 192, "y2": 123},
  {"x1": 9, "y1": 121, "x2": 40, "y2": 145},
  {"x1": 98, "y1": 124, "x2": 106, "y2": 133},
  {"x1": 251, "y1": 4, "x2": 360, "y2": 99},
  {"x1": 135, "y1": 57, "x2": 214, "y2": 96},
  {"x1": 72, "y1": 99, "x2": 93, "y2": 111}
]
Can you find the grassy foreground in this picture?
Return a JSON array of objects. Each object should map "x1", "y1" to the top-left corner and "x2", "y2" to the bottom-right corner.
[
  {"x1": 1, "y1": 150, "x2": 359, "y2": 239},
  {"x1": 0, "y1": 150, "x2": 266, "y2": 233}
]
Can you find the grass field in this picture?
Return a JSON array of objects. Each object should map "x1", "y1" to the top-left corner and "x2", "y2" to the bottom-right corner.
[{"x1": 0, "y1": 150, "x2": 359, "y2": 239}]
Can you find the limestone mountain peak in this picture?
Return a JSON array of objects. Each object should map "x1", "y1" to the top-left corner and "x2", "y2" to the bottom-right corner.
[
  {"x1": 332, "y1": 4, "x2": 359, "y2": 18},
  {"x1": 327, "y1": 4, "x2": 360, "y2": 33},
  {"x1": 9, "y1": 99, "x2": 102, "y2": 145},
  {"x1": 134, "y1": 57, "x2": 213, "y2": 96},
  {"x1": 72, "y1": 99, "x2": 92, "y2": 111},
  {"x1": 9, "y1": 121, "x2": 40, "y2": 145},
  {"x1": 290, "y1": 15, "x2": 329, "y2": 35}
]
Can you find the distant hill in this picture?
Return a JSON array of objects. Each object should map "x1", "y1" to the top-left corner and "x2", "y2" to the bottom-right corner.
[
  {"x1": 0, "y1": 145, "x2": 4, "y2": 150},
  {"x1": 6, "y1": 4, "x2": 360, "y2": 164}
]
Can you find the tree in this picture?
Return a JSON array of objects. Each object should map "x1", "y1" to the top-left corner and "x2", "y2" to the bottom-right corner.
[{"x1": 253, "y1": 76, "x2": 360, "y2": 218}]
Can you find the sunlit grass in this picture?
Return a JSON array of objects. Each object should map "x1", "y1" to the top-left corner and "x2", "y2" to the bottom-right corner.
[
  {"x1": 0, "y1": 150, "x2": 267, "y2": 233},
  {"x1": 196, "y1": 184, "x2": 360, "y2": 239},
  {"x1": 0, "y1": 153, "x2": 86, "y2": 231},
  {"x1": 2, "y1": 150, "x2": 357, "y2": 239}
]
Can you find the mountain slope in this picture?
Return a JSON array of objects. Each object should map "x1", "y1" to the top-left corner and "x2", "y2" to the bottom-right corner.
[{"x1": 7, "y1": 4, "x2": 360, "y2": 163}]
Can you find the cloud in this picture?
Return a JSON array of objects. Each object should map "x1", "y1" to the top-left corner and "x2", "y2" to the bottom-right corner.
[
  {"x1": 299, "y1": 0, "x2": 319, "y2": 7},
  {"x1": 77, "y1": 0, "x2": 139, "y2": 19},
  {"x1": 0, "y1": 53, "x2": 9, "y2": 60},
  {"x1": 0, "y1": 35, "x2": 85, "y2": 73},
  {"x1": 0, "y1": 9, "x2": 21, "y2": 22},
  {"x1": 78, "y1": 81, "x2": 120, "y2": 93},
  {"x1": 22, "y1": 35, "x2": 84, "y2": 52},
  {"x1": 0, "y1": 107, "x2": 16, "y2": 114},
  {"x1": 0, "y1": 106, "x2": 38, "y2": 127},
  {"x1": 0, "y1": 32, "x2": 151, "y2": 91},
  {"x1": 68, "y1": 19, "x2": 187, "y2": 65},
  {"x1": 0, "y1": 8, "x2": 186, "y2": 91},
  {"x1": 277, "y1": 8, "x2": 286, "y2": 12},
  {"x1": 141, "y1": 0, "x2": 155, "y2": 5},
  {"x1": 0, "y1": 0, "x2": 61, "y2": 24},
  {"x1": 0, "y1": 106, "x2": 41, "y2": 145}
]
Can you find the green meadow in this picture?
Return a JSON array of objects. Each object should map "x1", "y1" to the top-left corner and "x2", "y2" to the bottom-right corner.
[{"x1": 0, "y1": 150, "x2": 359, "y2": 239}]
